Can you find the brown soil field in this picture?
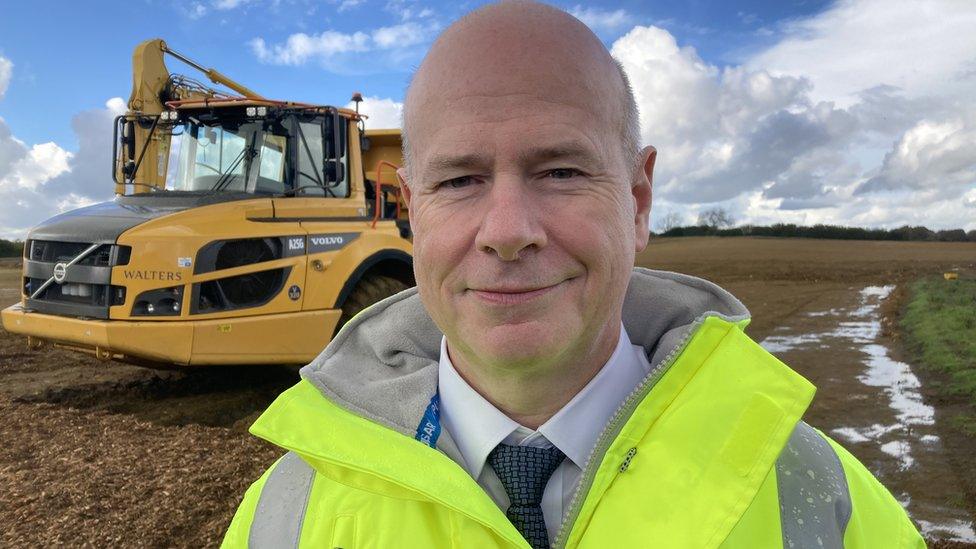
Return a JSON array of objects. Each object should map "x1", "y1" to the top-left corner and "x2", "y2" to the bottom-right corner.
[{"x1": 1, "y1": 237, "x2": 974, "y2": 546}]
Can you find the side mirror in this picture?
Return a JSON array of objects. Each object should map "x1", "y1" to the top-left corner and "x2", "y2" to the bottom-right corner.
[
  {"x1": 124, "y1": 121, "x2": 136, "y2": 161},
  {"x1": 324, "y1": 160, "x2": 345, "y2": 186}
]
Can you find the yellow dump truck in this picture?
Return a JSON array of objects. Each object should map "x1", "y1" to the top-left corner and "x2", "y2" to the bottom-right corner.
[{"x1": 0, "y1": 39, "x2": 413, "y2": 367}]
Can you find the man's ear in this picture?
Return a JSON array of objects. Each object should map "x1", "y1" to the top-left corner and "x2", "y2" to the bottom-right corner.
[
  {"x1": 396, "y1": 167, "x2": 412, "y2": 207},
  {"x1": 633, "y1": 145, "x2": 656, "y2": 251}
]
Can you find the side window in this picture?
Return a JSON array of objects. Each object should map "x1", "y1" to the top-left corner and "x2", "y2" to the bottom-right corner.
[
  {"x1": 324, "y1": 115, "x2": 350, "y2": 198},
  {"x1": 297, "y1": 122, "x2": 325, "y2": 189},
  {"x1": 256, "y1": 133, "x2": 287, "y2": 194},
  {"x1": 218, "y1": 129, "x2": 246, "y2": 173}
]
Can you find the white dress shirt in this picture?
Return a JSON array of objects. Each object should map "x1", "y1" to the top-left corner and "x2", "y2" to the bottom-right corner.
[{"x1": 438, "y1": 324, "x2": 653, "y2": 542}]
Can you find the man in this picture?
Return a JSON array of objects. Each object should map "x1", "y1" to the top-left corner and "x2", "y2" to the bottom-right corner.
[{"x1": 223, "y1": 2, "x2": 923, "y2": 547}]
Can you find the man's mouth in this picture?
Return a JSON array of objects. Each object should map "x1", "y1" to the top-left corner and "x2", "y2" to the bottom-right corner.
[{"x1": 468, "y1": 279, "x2": 570, "y2": 305}]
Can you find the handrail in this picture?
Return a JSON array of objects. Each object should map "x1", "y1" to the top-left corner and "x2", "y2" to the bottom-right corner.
[{"x1": 372, "y1": 160, "x2": 402, "y2": 228}]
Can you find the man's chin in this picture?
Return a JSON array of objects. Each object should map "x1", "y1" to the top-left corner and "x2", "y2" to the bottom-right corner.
[{"x1": 461, "y1": 323, "x2": 572, "y2": 368}]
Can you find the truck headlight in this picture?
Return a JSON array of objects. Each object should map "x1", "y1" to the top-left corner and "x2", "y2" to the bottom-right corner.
[{"x1": 132, "y1": 286, "x2": 184, "y2": 317}]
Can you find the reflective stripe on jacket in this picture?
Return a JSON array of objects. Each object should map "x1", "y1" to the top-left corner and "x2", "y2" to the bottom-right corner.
[{"x1": 221, "y1": 316, "x2": 923, "y2": 548}]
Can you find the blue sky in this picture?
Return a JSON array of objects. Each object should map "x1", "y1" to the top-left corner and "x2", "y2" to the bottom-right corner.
[
  {"x1": 1, "y1": 0, "x2": 975, "y2": 238},
  {"x1": 0, "y1": 0, "x2": 829, "y2": 147}
]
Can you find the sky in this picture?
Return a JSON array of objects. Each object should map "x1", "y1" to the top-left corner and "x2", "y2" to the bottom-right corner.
[{"x1": 1, "y1": 0, "x2": 975, "y2": 239}]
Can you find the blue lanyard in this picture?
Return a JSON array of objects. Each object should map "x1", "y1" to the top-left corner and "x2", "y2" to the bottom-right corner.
[{"x1": 414, "y1": 391, "x2": 442, "y2": 448}]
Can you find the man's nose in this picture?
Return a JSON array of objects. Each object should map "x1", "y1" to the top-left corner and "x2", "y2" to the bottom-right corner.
[{"x1": 474, "y1": 177, "x2": 548, "y2": 261}]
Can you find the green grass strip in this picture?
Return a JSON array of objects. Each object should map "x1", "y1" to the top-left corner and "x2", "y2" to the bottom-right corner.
[{"x1": 900, "y1": 277, "x2": 976, "y2": 408}]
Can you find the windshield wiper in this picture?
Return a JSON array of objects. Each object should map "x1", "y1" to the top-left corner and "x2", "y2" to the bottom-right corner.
[{"x1": 209, "y1": 134, "x2": 257, "y2": 193}]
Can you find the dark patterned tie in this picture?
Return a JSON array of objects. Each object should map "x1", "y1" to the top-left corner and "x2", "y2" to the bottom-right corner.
[{"x1": 487, "y1": 443, "x2": 566, "y2": 549}]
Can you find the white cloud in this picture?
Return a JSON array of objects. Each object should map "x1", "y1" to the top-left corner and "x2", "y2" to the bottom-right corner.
[
  {"x1": 384, "y1": 0, "x2": 428, "y2": 21},
  {"x1": 860, "y1": 114, "x2": 976, "y2": 194},
  {"x1": 569, "y1": 5, "x2": 630, "y2": 32},
  {"x1": 372, "y1": 22, "x2": 426, "y2": 49},
  {"x1": 613, "y1": 26, "x2": 834, "y2": 203},
  {"x1": 0, "y1": 98, "x2": 124, "y2": 239},
  {"x1": 0, "y1": 55, "x2": 12, "y2": 100},
  {"x1": 188, "y1": 2, "x2": 207, "y2": 19},
  {"x1": 251, "y1": 22, "x2": 433, "y2": 69},
  {"x1": 0, "y1": 124, "x2": 72, "y2": 238},
  {"x1": 0, "y1": 142, "x2": 71, "y2": 191},
  {"x1": 106, "y1": 97, "x2": 126, "y2": 113},
  {"x1": 748, "y1": 0, "x2": 976, "y2": 106},
  {"x1": 56, "y1": 193, "x2": 97, "y2": 213},
  {"x1": 213, "y1": 0, "x2": 250, "y2": 10},
  {"x1": 0, "y1": 117, "x2": 26, "y2": 177},
  {"x1": 250, "y1": 32, "x2": 370, "y2": 65},
  {"x1": 337, "y1": 0, "x2": 363, "y2": 13},
  {"x1": 613, "y1": 0, "x2": 976, "y2": 230},
  {"x1": 346, "y1": 96, "x2": 403, "y2": 129}
]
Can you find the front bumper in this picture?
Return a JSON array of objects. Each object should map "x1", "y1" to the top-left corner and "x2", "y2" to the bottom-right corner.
[{"x1": 1, "y1": 303, "x2": 340, "y2": 366}]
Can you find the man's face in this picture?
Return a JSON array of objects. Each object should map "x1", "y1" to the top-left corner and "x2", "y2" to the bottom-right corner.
[{"x1": 402, "y1": 69, "x2": 652, "y2": 373}]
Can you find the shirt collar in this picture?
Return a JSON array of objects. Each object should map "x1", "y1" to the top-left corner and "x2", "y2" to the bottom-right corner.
[
  {"x1": 437, "y1": 324, "x2": 651, "y2": 479},
  {"x1": 438, "y1": 337, "x2": 521, "y2": 478}
]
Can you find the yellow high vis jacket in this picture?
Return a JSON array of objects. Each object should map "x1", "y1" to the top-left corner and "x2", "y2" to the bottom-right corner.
[{"x1": 222, "y1": 269, "x2": 924, "y2": 548}]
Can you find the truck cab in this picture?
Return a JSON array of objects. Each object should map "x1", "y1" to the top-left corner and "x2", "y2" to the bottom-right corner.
[{"x1": 0, "y1": 40, "x2": 412, "y2": 367}]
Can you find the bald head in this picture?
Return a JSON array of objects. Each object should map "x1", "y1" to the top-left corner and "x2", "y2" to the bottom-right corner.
[{"x1": 402, "y1": 0, "x2": 639, "y2": 173}]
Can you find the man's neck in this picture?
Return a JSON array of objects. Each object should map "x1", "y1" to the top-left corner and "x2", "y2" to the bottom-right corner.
[{"x1": 445, "y1": 327, "x2": 621, "y2": 430}]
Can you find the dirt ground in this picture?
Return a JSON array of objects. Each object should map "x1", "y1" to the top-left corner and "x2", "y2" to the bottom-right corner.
[{"x1": 1, "y1": 236, "x2": 974, "y2": 546}]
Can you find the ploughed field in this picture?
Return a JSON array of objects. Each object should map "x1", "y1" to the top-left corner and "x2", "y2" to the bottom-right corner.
[{"x1": 1, "y1": 237, "x2": 974, "y2": 547}]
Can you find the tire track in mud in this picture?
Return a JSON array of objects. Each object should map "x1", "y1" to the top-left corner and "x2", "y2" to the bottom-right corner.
[{"x1": 760, "y1": 285, "x2": 976, "y2": 543}]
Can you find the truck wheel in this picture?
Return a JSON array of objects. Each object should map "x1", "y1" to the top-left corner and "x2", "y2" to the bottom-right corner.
[{"x1": 336, "y1": 274, "x2": 410, "y2": 332}]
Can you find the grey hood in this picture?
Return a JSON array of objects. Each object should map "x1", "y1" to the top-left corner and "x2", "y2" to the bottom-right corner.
[
  {"x1": 300, "y1": 267, "x2": 750, "y2": 441},
  {"x1": 28, "y1": 192, "x2": 259, "y2": 243}
]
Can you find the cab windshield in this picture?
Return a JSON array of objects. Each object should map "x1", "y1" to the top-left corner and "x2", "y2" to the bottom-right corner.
[{"x1": 170, "y1": 120, "x2": 288, "y2": 194}]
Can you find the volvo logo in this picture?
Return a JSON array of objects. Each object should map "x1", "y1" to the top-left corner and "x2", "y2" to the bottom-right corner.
[
  {"x1": 30, "y1": 242, "x2": 101, "y2": 300},
  {"x1": 311, "y1": 236, "x2": 344, "y2": 246},
  {"x1": 52, "y1": 263, "x2": 68, "y2": 284},
  {"x1": 288, "y1": 285, "x2": 302, "y2": 301}
]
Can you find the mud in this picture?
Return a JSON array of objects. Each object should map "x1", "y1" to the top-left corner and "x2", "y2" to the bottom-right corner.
[
  {"x1": 0, "y1": 267, "x2": 295, "y2": 546},
  {"x1": 1, "y1": 237, "x2": 975, "y2": 546},
  {"x1": 759, "y1": 285, "x2": 974, "y2": 542}
]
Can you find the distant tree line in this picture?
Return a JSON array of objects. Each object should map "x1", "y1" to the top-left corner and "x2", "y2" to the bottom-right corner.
[
  {"x1": 658, "y1": 224, "x2": 976, "y2": 242},
  {"x1": 656, "y1": 207, "x2": 976, "y2": 242},
  {"x1": 0, "y1": 239, "x2": 25, "y2": 257}
]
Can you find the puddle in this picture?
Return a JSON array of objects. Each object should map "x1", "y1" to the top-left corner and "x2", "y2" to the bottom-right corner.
[
  {"x1": 806, "y1": 308, "x2": 841, "y2": 317},
  {"x1": 759, "y1": 285, "x2": 974, "y2": 542},
  {"x1": 916, "y1": 520, "x2": 976, "y2": 543}
]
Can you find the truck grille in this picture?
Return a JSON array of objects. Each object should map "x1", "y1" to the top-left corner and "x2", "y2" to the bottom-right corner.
[
  {"x1": 22, "y1": 240, "x2": 131, "y2": 319},
  {"x1": 27, "y1": 240, "x2": 126, "y2": 266}
]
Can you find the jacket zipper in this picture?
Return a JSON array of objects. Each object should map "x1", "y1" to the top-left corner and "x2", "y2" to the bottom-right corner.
[{"x1": 551, "y1": 314, "x2": 711, "y2": 548}]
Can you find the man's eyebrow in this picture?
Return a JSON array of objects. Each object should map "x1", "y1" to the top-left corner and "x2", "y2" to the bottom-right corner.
[
  {"x1": 422, "y1": 143, "x2": 602, "y2": 175},
  {"x1": 425, "y1": 152, "x2": 493, "y2": 173},
  {"x1": 517, "y1": 143, "x2": 602, "y2": 167}
]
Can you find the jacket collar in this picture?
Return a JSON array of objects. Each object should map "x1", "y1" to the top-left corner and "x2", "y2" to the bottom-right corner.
[
  {"x1": 249, "y1": 315, "x2": 813, "y2": 548},
  {"x1": 249, "y1": 268, "x2": 811, "y2": 546},
  {"x1": 296, "y1": 268, "x2": 751, "y2": 444}
]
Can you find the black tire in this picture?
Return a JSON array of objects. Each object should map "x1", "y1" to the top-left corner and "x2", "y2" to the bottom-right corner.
[{"x1": 336, "y1": 274, "x2": 410, "y2": 332}]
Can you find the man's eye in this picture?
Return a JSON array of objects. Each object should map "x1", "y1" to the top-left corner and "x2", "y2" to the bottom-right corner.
[
  {"x1": 547, "y1": 168, "x2": 581, "y2": 179},
  {"x1": 440, "y1": 176, "x2": 474, "y2": 189}
]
